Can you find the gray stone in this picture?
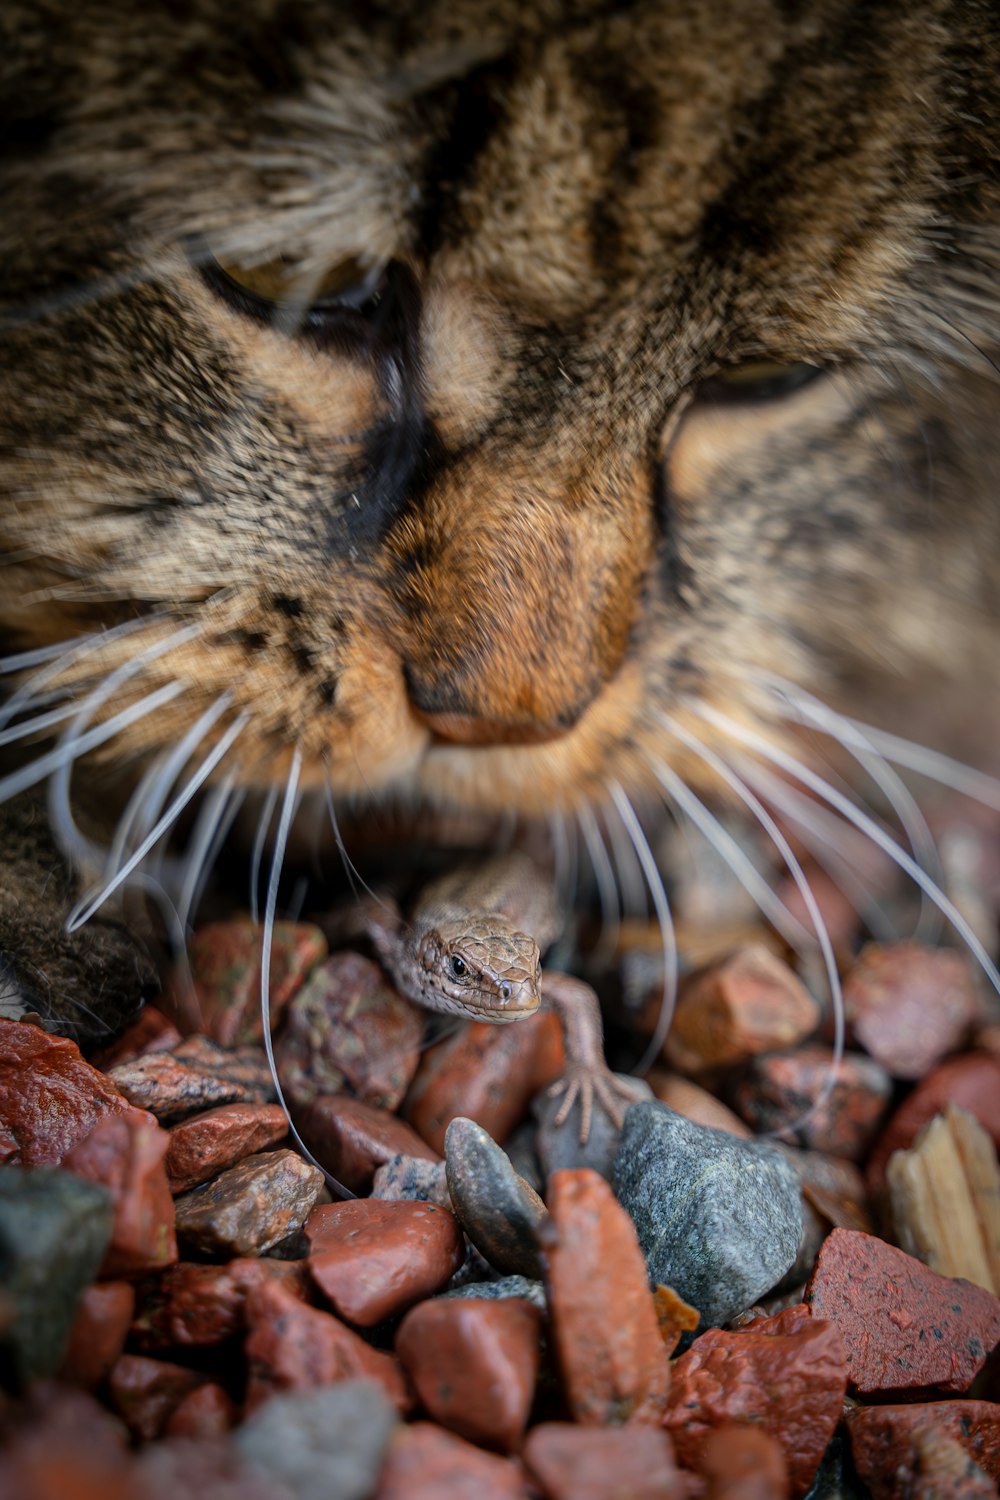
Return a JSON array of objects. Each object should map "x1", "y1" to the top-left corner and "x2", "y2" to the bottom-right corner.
[
  {"x1": 0, "y1": 1165, "x2": 113, "y2": 1386},
  {"x1": 613, "y1": 1100, "x2": 803, "y2": 1327},
  {"x1": 444, "y1": 1274, "x2": 546, "y2": 1311},
  {"x1": 445, "y1": 1116, "x2": 547, "y2": 1278},
  {"x1": 371, "y1": 1154, "x2": 450, "y2": 1208},
  {"x1": 235, "y1": 1380, "x2": 398, "y2": 1500},
  {"x1": 533, "y1": 1072, "x2": 652, "y2": 1183}
]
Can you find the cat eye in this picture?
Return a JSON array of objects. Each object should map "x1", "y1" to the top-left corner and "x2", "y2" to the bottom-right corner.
[
  {"x1": 197, "y1": 247, "x2": 389, "y2": 344},
  {"x1": 701, "y1": 361, "x2": 824, "y2": 403}
]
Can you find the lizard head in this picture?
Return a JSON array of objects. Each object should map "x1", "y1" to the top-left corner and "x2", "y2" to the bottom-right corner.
[{"x1": 416, "y1": 922, "x2": 541, "y2": 1021}]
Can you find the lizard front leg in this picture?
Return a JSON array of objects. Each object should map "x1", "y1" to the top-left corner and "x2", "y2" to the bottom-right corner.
[{"x1": 540, "y1": 970, "x2": 644, "y2": 1143}]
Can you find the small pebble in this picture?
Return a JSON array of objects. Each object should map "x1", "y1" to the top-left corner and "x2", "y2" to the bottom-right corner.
[
  {"x1": 305, "y1": 1198, "x2": 464, "y2": 1326},
  {"x1": 645, "y1": 1069, "x2": 753, "y2": 1137},
  {"x1": 846, "y1": 1400, "x2": 1000, "y2": 1496},
  {"x1": 405, "y1": 1011, "x2": 565, "y2": 1154},
  {"x1": 445, "y1": 1116, "x2": 548, "y2": 1278},
  {"x1": 107, "y1": 1352, "x2": 207, "y2": 1441},
  {"x1": 165, "y1": 1101, "x2": 289, "y2": 1193},
  {"x1": 0, "y1": 1018, "x2": 132, "y2": 1166},
  {"x1": 651, "y1": 1283, "x2": 700, "y2": 1356},
  {"x1": 731, "y1": 1046, "x2": 892, "y2": 1159},
  {"x1": 522, "y1": 1422, "x2": 697, "y2": 1499},
  {"x1": 132, "y1": 1438, "x2": 286, "y2": 1500},
  {"x1": 298, "y1": 1093, "x2": 438, "y2": 1194},
  {"x1": 842, "y1": 943, "x2": 981, "y2": 1079},
  {"x1": 701, "y1": 1426, "x2": 791, "y2": 1500},
  {"x1": 371, "y1": 1153, "x2": 451, "y2": 1207},
  {"x1": 62, "y1": 1111, "x2": 178, "y2": 1276},
  {"x1": 108, "y1": 1036, "x2": 274, "y2": 1123},
  {"x1": 236, "y1": 1382, "x2": 398, "y2": 1500},
  {"x1": 444, "y1": 1275, "x2": 546, "y2": 1311},
  {"x1": 373, "y1": 1421, "x2": 529, "y2": 1500},
  {"x1": 276, "y1": 951, "x2": 424, "y2": 1110},
  {"x1": 243, "y1": 1278, "x2": 410, "y2": 1412},
  {"x1": 396, "y1": 1296, "x2": 540, "y2": 1452},
  {"x1": 806, "y1": 1227, "x2": 1000, "y2": 1396},
  {"x1": 533, "y1": 1072, "x2": 651, "y2": 1182},
  {"x1": 179, "y1": 917, "x2": 326, "y2": 1045},
  {"x1": 0, "y1": 1386, "x2": 134, "y2": 1500},
  {"x1": 59, "y1": 1280, "x2": 136, "y2": 1389},
  {"x1": 163, "y1": 1381, "x2": 239, "y2": 1439},
  {"x1": 663, "y1": 1304, "x2": 847, "y2": 1497},
  {"x1": 542, "y1": 1167, "x2": 671, "y2": 1426},
  {"x1": 866, "y1": 1053, "x2": 1000, "y2": 1195},
  {"x1": 173, "y1": 1149, "x2": 324, "y2": 1258},
  {"x1": 131, "y1": 1257, "x2": 311, "y2": 1350},
  {"x1": 0, "y1": 1165, "x2": 113, "y2": 1385},
  {"x1": 614, "y1": 1100, "x2": 803, "y2": 1326},
  {"x1": 664, "y1": 944, "x2": 820, "y2": 1074}
]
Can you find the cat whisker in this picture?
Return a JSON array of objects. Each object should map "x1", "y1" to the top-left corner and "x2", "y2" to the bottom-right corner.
[
  {"x1": 657, "y1": 715, "x2": 846, "y2": 1123},
  {"x1": 249, "y1": 784, "x2": 280, "y2": 926},
  {"x1": 183, "y1": 776, "x2": 249, "y2": 934},
  {"x1": 759, "y1": 673, "x2": 945, "y2": 943},
  {"x1": 0, "y1": 614, "x2": 171, "y2": 733},
  {"x1": 643, "y1": 750, "x2": 813, "y2": 953},
  {"x1": 604, "y1": 799, "x2": 650, "y2": 923},
  {"x1": 608, "y1": 780, "x2": 678, "y2": 1075},
  {"x1": 575, "y1": 798, "x2": 622, "y2": 954},
  {"x1": 66, "y1": 709, "x2": 251, "y2": 933},
  {"x1": 825, "y1": 717, "x2": 1000, "y2": 815},
  {"x1": 0, "y1": 697, "x2": 89, "y2": 749},
  {"x1": 321, "y1": 767, "x2": 387, "y2": 912},
  {"x1": 259, "y1": 746, "x2": 351, "y2": 1197},
  {"x1": 693, "y1": 702, "x2": 1000, "y2": 1000}
]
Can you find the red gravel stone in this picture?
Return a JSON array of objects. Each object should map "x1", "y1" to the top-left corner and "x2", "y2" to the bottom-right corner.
[
  {"x1": 806, "y1": 1228, "x2": 1000, "y2": 1396},
  {"x1": 165, "y1": 1102, "x2": 289, "y2": 1193},
  {"x1": 89, "y1": 1006, "x2": 182, "y2": 1070},
  {"x1": 62, "y1": 1112, "x2": 178, "y2": 1277},
  {"x1": 542, "y1": 1168, "x2": 671, "y2": 1426},
  {"x1": 108, "y1": 1036, "x2": 274, "y2": 1122},
  {"x1": 298, "y1": 1094, "x2": 438, "y2": 1195},
  {"x1": 396, "y1": 1296, "x2": 541, "y2": 1452},
  {"x1": 731, "y1": 1045, "x2": 892, "y2": 1159},
  {"x1": 405, "y1": 1011, "x2": 566, "y2": 1154},
  {"x1": 59, "y1": 1281, "x2": 136, "y2": 1389},
  {"x1": 867, "y1": 1053, "x2": 1000, "y2": 1195},
  {"x1": 0, "y1": 1386, "x2": 136, "y2": 1500},
  {"x1": 243, "y1": 1278, "x2": 410, "y2": 1412},
  {"x1": 173, "y1": 1149, "x2": 324, "y2": 1258},
  {"x1": 665, "y1": 945, "x2": 819, "y2": 1074},
  {"x1": 522, "y1": 1421, "x2": 695, "y2": 1498},
  {"x1": 846, "y1": 1401, "x2": 1000, "y2": 1496},
  {"x1": 107, "y1": 1353, "x2": 207, "y2": 1441},
  {"x1": 701, "y1": 1426, "x2": 790, "y2": 1499},
  {"x1": 131, "y1": 1258, "x2": 310, "y2": 1350},
  {"x1": 275, "y1": 951, "x2": 424, "y2": 1111},
  {"x1": 162, "y1": 1382, "x2": 239, "y2": 1439},
  {"x1": 374, "y1": 1422, "x2": 528, "y2": 1500},
  {"x1": 662, "y1": 1304, "x2": 846, "y2": 1497},
  {"x1": 842, "y1": 943, "x2": 980, "y2": 1080},
  {"x1": 178, "y1": 918, "x2": 326, "y2": 1045},
  {"x1": 0, "y1": 1019, "x2": 133, "y2": 1166},
  {"x1": 306, "y1": 1198, "x2": 464, "y2": 1326}
]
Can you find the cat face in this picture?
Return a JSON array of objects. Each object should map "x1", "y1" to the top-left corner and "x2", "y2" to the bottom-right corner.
[{"x1": 2, "y1": 0, "x2": 998, "y2": 837}]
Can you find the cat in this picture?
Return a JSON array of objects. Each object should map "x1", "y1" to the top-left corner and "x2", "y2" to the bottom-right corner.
[{"x1": 1, "y1": 0, "x2": 998, "y2": 1037}]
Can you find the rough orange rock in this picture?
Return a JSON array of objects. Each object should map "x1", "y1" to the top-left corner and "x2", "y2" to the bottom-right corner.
[
  {"x1": 107, "y1": 1036, "x2": 274, "y2": 1122},
  {"x1": 59, "y1": 1281, "x2": 136, "y2": 1389},
  {"x1": 662, "y1": 1304, "x2": 847, "y2": 1498},
  {"x1": 805, "y1": 1228, "x2": 1000, "y2": 1397},
  {"x1": 374, "y1": 1422, "x2": 528, "y2": 1500},
  {"x1": 652, "y1": 1284, "x2": 700, "y2": 1356},
  {"x1": 131, "y1": 1258, "x2": 310, "y2": 1350},
  {"x1": 846, "y1": 1401, "x2": 1000, "y2": 1495},
  {"x1": 276, "y1": 950, "x2": 425, "y2": 1111},
  {"x1": 178, "y1": 917, "x2": 326, "y2": 1045},
  {"x1": 842, "y1": 943, "x2": 980, "y2": 1080},
  {"x1": 867, "y1": 1053, "x2": 1000, "y2": 1195},
  {"x1": 165, "y1": 1102, "x2": 289, "y2": 1193},
  {"x1": 243, "y1": 1277, "x2": 410, "y2": 1412},
  {"x1": 0, "y1": 1019, "x2": 133, "y2": 1166},
  {"x1": 298, "y1": 1094, "x2": 438, "y2": 1194},
  {"x1": 173, "y1": 1148, "x2": 323, "y2": 1257},
  {"x1": 0, "y1": 1386, "x2": 136, "y2": 1500},
  {"x1": 732, "y1": 1045, "x2": 892, "y2": 1159},
  {"x1": 62, "y1": 1112, "x2": 177, "y2": 1277},
  {"x1": 542, "y1": 1168, "x2": 671, "y2": 1426},
  {"x1": 522, "y1": 1422, "x2": 697, "y2": 1499},
  {"x1": 645, "y1": 1071, "x2": 753, "y2": 1138},
  {"x1": 162, "y1": 1381, "x2": 239, "y2": 1439},
  {"x1": 396, "y1": 1296, "x2": 541, "y2": 1452},
  {"x1": 701, "y1": 1426, "x2": 791, "y2": 1499},
  {"x1": 306, "y1": 1198, "x2": 464, "y2": 1326},
  {"x1": 665, "y1": 945, "x2": 819, "y2": 1074},
  {"x1": 405, "y1": 1011, "x2": 565, "y2": 1154},
  {"x1": 107, "y1": 1353, "x2": 207, "y2": 1441}
]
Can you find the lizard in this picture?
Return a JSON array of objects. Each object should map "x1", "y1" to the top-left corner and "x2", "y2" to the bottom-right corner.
[{"x1": 354, "y1": 850, "x2": 640, "y2": 1142}]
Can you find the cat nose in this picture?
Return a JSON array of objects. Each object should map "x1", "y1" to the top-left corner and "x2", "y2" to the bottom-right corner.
[{"x1": 404, "y1": 672, "x2": 579, "y2": 746}]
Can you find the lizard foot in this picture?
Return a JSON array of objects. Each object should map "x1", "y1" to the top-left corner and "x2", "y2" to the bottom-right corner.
[{"x1": 546, "y1": 1065, "x2": 641, "y2": 1144}]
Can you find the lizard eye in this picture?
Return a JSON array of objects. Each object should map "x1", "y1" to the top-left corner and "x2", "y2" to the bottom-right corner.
[
  {"x1": 449, "y1": 954, "x2": 468, "y2": 979},
  {"x1": 500, "y1": 982, "x2": 512, "y2": 1001}
]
